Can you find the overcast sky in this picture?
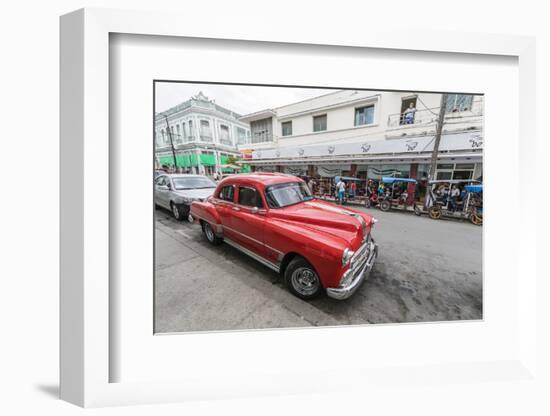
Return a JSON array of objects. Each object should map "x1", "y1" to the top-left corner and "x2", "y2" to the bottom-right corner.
[{"x1": 155, "y1": 82, "x2": 338, "y2": 116}]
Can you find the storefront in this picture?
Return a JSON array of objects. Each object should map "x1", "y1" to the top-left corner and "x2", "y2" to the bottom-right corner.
[{"x1": 157, "y1": 150, "x2": 250, "y2": 175}]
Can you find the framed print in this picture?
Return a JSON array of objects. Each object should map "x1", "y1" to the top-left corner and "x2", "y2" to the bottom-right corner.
[{"x1": 60, "y1": 8, "x2": 538, "y2": 408}]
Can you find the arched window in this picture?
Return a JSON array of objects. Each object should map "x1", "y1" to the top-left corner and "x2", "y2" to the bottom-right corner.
[{"x1": 200, "y1": 120, "x2": 212, "y2": 142}]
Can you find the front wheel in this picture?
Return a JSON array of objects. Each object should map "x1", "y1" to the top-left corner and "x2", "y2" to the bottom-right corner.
[
  {"x1": 284, "y1": 257, "x2": 323, "y2": 300},
  {"x1": 170, "y1": 202, "x2": 188, "y2": 221},
  {"x1": 201, "y1": 221, "x2": 223, "y2": 245},
  {"x1": 414, "y1": 204, "x2": 422, "y2": 216}
]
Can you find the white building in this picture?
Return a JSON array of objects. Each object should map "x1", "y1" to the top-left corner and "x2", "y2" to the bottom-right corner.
[
  {"x1": 238, "y1": 90, "x2": 483, "y2": 184},
  {"x1": 155, "y1": 92, "x2": 251, "y2": 176}
]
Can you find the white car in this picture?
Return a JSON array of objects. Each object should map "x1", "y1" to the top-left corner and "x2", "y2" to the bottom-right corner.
[{"x1": 154, "y1": 174, "x2": 217, "y2": 221}]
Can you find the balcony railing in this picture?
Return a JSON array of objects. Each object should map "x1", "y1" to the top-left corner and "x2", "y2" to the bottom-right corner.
[
  {"x1": 249, "y1": 132, "x2": 274, "y2": 144},
  {"x1": 387, "y1": 105, "x2": 483, "y2": 129},
  {"x1": 387, "y1": 108, "x2": 438, "y2": 128}
]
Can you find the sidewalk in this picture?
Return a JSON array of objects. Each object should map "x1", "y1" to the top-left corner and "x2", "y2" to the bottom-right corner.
[{"x1": 154, "y1": 220, "x2": 340, "y2": 333}]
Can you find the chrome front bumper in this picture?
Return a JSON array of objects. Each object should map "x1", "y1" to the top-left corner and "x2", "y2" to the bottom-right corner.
[{"x1": 326, "y1": 238, "x2": 378, "y2": 300}]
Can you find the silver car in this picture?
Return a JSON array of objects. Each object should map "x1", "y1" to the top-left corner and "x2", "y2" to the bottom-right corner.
[{"x1": 154, "y1": 174, "x2": 217, "y2": 221}]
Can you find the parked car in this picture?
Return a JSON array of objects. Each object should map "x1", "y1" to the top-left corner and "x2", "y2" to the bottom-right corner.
[
  {"x1": 154, "y1": 169, "x2": 166, "y2": 179},
  {"x1": 190, "y1": 173, "x2": 378, "y2": 300},
  {"x1": 155, "y1": 174, "x2": 217, "y2": 221}
]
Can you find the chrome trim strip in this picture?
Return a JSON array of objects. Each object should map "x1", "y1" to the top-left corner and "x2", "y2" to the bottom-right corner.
[
  {"x1": 264, "y1": 244, "x2": 284, "y2": 256},
  {"x1": 193, "y1": 215, "x2": 284, "y2": 257},
  {"x1": 223, "y1": 225, "x2": 284, "y2": 257},
  {"x1": 223, "y1": 225, "x2": 263, "y2": 246},
  {"x1": 224, "y1": 238, "x2": 281, "y2": 273},
  {"x1": 192, "y1": 214, "x2": 223, "y2": 235}
]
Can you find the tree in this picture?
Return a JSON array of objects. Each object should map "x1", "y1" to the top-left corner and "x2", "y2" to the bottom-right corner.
[{"x1": 225, "y1": 155, "x2": 239, "y2": 165}]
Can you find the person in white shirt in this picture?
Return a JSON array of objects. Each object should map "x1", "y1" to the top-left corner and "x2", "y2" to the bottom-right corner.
[
  {"x1": 336, "y1": 179, "x2": 346, "y2": 204},
  {"x1": 450, "y1": 185, "x2": 460, "y2": 211}
]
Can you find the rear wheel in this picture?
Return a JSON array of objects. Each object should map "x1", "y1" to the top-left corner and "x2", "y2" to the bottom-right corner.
[
  {"x1": 380, "y1": 200, "x2": 391, "y2": 212},
  {"x1": 429, "y1": 206, "x2": 442, "y2": 220},
  {"x1": 284, "y1": 257, "x2": 322, "y2": 300},
  {"x1": 201, "y1": 221, "x2": 223, "y2": 245}
]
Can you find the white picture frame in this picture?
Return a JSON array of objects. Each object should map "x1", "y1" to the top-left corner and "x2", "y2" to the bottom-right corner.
[{"x1": 60, "y1": 8, "x2": 538, "y2": 408}]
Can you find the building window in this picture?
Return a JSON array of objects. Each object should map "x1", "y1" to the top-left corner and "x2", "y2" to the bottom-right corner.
[
  {"x1": 219, "y1": 124, "x2": 231, "y2": 145},
  {"x1": 354, "y1": 105, "x2": 375, "y2": 126},
  {"x1": 176, "y1": 124, "x2": 181, "y2": 143},
  {"x1": 181, "y1": 122, "x2": 187, "y2": 142},
  {"x1": 188, "y1": 120, "x2": 194, "y2": 141},
  {"x1": 160, "y1": 129, "x2": 166, "y2": 144},
  {"x1": 281, "y1": 121, "x2": 293, "y2": 136},
  {"x1": 446, "y1": 94, "x2": 474, "y2": 112},
  {"x1": 236, "y1": 127, "x2": 248, "y2": 145},
  {"x1": 200, "y1": 120, "x2": 212, "y2": 142},
  {"x1": 250, "y1": 118, "x2": 273, "y2": 143},
  {"x1": 435, "y1": 163, "x2": 476, "y2": 180},
  {"x1": 313, "y1": 115, "x2": 327, "y2": 132}
]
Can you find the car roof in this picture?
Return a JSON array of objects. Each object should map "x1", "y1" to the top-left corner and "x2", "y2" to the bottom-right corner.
[
  {"x1": 164, "y1": 173, "x2": 210, "y2": 178},
  {"x1": 218, "y1": 172, "x2": 303, "y2": 188}
]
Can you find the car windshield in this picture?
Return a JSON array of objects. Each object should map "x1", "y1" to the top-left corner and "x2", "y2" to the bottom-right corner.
[
  {"x1": 265, "y1": 182, "x2": 313, "y2": 208},
  {"x1": 172, "y1": 176, "x2": 216, "y2": 190}
]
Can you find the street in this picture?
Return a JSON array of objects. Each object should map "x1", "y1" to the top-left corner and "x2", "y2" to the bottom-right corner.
[{"x1": 155, "y1": 204, "x2": 482, "y2": 333}]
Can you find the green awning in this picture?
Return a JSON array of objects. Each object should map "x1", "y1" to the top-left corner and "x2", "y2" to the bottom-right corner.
[
  {"x1": 200, "y1": 153, "x2": 216, "y2": 166},
  {"x1": 158, "y1": 154, "x2": 199, "y2": 167}
]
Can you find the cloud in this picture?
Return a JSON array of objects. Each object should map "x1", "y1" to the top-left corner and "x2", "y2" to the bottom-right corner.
[{"x1": 154, "y1": 82, "x2": 337, "y2": 116}]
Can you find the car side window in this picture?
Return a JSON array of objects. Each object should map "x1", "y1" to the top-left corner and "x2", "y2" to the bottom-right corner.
[
  {"x1": 238, "y1": 186, "x2": 264, "y2": 208},
  {"x1": 155, "y1": 176, "x2": 165, "y2": 186},
  {"x1": 219, "y1": 185, "x2": 235, "y2": 202}
]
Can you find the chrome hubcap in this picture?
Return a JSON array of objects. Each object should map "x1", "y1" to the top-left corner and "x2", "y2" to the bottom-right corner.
[
  {"x1": 291, "y1": 267, "x2": 320, "y2": 296},
  {"x1": 204, "y1": 223, "x2": 214, "y2": 241},
  {"x1": 172, "y1": 204, "x2": 179, "y2": 219}
]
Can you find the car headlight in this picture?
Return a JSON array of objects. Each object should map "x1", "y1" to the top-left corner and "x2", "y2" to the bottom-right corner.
[{"x1": 342, "y1": 248, "x2": 354, "y2": 266}]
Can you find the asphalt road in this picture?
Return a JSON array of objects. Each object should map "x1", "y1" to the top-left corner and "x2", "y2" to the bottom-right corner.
[{"x1": 154, "y1": 203, "x2": 482, "y2": 333}]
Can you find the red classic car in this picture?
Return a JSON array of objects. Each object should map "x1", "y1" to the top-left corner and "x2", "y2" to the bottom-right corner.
[{"x1": 190, "y1": 173, "x2": 378, "y2": 300}]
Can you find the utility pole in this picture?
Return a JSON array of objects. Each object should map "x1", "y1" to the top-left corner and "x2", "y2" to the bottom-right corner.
[
  {"x1": 425, "y1": 93, "x2": 448, "y2": 207},
  {"x1": 164, "y1": 115, "x2": 178, "y2": 170}
]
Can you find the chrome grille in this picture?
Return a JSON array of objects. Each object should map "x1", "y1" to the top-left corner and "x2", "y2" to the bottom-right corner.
[{"x1": 350, "y1": 237, "x2": 370, "y2": 271}]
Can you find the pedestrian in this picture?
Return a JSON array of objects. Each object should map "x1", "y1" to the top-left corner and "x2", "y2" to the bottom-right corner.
[
  {"x1": 336, "y1": 178, "x2": 346, "y2": 204},
  {"x1": 449, "y1": 185, "x2": 460, "y2": 211},
  {"x1": 349, "y1": 180, "x2": 357, "y2": 199},
  {"x1": 307, "y1": 177, "x2": 316, "y2": 194},
  {"x1": 403, "y1": 102, "x2": 417, "y2": 124}
]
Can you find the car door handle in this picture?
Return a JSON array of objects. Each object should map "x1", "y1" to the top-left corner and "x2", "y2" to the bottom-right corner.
[{"x1": 232, "y1": 206, "x2": 240, "y2": 211}]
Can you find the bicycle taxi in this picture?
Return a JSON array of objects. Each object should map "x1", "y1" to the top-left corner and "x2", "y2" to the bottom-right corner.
[
  {"x1": 377, "y1": 176, "x2": 418, "y2": 212},
  {"x1": 416, "y1": 179, "x2": 482, "y2": 224}
]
